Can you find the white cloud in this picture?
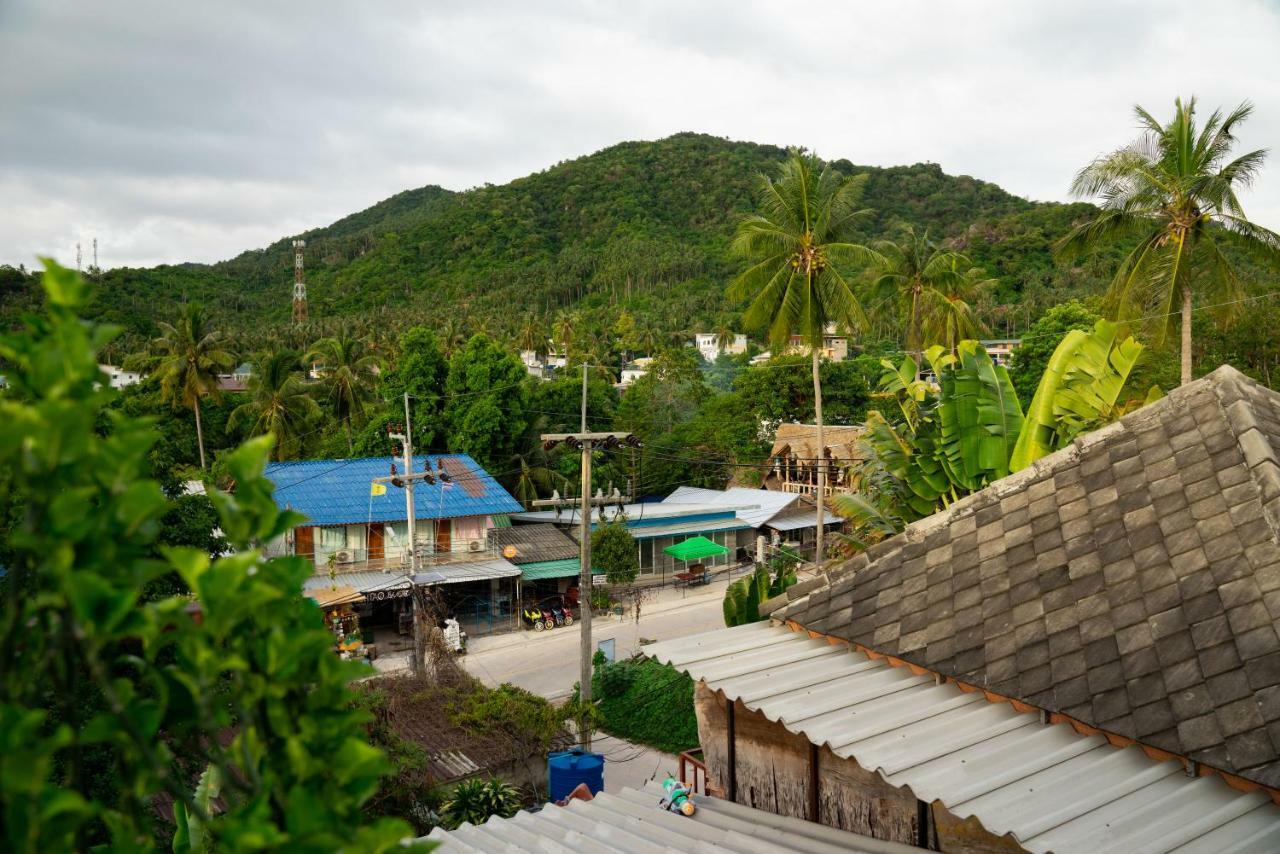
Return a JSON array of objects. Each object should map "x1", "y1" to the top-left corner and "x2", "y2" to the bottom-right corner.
[{"x1": 2, "y1": 0, "x2": 1278, "y2": 268}]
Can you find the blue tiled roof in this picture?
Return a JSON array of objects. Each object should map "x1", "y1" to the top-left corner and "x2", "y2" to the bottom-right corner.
[{"x1": 265, "y1": 455, "x2": 522, "y2": 527}]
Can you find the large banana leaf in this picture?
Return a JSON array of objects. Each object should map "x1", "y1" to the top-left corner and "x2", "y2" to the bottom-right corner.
[
  {"x1": 934, "y1": 341, "x2": 1024, "y2": 491},
  {"x1": 1010, "y1": 320, "x2": 1147, "y2": 471}
]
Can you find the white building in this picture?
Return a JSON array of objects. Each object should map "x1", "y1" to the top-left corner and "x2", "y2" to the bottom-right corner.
[
  {"x1": 617, "y1": 356, "x2": 654, "y2": 389},
  {"x1": 785, "y1": 323, "x2": 848, "y2": 361},
  {"x1": 519, "y1": 346, "x2": 568, "y2": 379},
  {"x1": 980, "y1": 338, "x2": 1021, "y2": 367},
  {"x1": 694, "y1": 332, "x2": 748, "y2": 362},
  {"x1": 99, "y1": 364, "x2": 142, "y2": 389}
]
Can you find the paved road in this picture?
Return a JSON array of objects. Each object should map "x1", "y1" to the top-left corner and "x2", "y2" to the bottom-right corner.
[{"x1": 461, "y1": 583, "x2": 728, "y2": 698}]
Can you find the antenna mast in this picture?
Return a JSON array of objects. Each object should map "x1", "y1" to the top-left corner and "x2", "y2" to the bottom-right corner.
[
  {"x1": 292, "y1": 239, "x2": 308, "y2": 324},
  {"x1": 76, "y1": 242, "x2": 82, "y2": 273},
  {"x1": 92, "y1": 237, "x2": 99, "y2": 278}
]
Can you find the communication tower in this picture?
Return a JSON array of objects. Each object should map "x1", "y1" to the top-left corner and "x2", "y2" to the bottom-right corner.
[{"x1": 292, "y1": 239, "x2": 308, "y2": 324}]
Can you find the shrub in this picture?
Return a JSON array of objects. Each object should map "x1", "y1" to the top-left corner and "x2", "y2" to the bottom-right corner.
[
  {"x1": 591, "y1": 657, "x2": 699, "y2": 754},
  {"x1": 440, "y1": 778, "x2": 522, "y2": 830}
]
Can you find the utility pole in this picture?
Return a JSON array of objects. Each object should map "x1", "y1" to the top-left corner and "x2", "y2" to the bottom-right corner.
[
  {"x1": 383, "y1": 395, "x2": 435, "y2": 677},
  {"x1": 541, "y1": 427, "x2": 641, "y2": 752}
]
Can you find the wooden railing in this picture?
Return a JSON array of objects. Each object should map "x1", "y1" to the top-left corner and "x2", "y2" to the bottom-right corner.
[{"x1": 678, "y1": 749, "x2": 708, "y2": 795}]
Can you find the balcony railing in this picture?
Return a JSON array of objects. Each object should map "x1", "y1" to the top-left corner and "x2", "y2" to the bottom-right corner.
[
  {"x1": 310, "y1": 540, "x2": 501, "y2": 573},
  {"x1": 678, "y1": 749, "x2": 708, "y2": 795},
  {"x1": 779, "y1": 481, "x2": 849, "y2": 497}
]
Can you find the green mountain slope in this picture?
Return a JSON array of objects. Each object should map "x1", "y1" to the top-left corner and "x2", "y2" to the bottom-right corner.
[{"x1": 7, "y1": 133, "x2": 1115, "y2": 346}]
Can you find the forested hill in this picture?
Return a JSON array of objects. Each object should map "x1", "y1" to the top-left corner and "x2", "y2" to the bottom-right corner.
[{"x1": 2, "y1": 133, "x2": 1113, "y2": 348}]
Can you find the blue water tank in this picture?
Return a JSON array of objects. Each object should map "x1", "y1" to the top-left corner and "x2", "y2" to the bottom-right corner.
[{"x1": 548, "y1": 748, "x2": 604, "y2": 801}]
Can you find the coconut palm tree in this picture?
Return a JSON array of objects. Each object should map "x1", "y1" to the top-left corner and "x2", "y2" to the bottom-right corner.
[
  {"x1": 1059, "y1": 97, "x2": 1280, "y2": 385},
  {"x1": 229, "y1": 350, "x2": 320, "y2": 461},
  {"x1": 729, "y1": 151, "x2": 883, "y2": 564},
  {"x1": 153, "y1": 302, "x2": 234, "y2": 469},
  {"x1": 870, "y1": 226, "x2": 970, "y2": 372},
  {"x1": 921, "y1": 267, "x2": 994, "y2": 356},
  {"x1": 714, "y1": 323, "x2": 736, "y2": 354},
  {"x1": 305, "y1": 330, "x2": 382, "y2": 454}
]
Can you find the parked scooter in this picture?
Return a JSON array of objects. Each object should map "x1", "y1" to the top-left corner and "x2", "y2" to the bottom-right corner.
[
  {"x1": 522, "y1": 606, "x2": 555, "y2": 632},
  {"x1": 538, "y1": 595, "x2": 575, "y2": 627},
  {"x1": 443, "y1": 617, "x2": 467, "y2": 655}
]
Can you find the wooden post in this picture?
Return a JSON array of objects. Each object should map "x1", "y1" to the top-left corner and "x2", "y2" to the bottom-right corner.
[
  {"x1": 808, "y1": 742, "x2": 820, "y2": 822},
  {"x1": 726, "y1": 698, "x2": 737, "y2": 803}
]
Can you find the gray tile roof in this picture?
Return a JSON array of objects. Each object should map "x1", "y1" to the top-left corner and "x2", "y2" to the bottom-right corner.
[{"x1": 774, "y1": 366, "x2": 1280, "y2": 788}]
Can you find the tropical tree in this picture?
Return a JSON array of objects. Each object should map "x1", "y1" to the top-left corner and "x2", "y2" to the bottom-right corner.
[
  {"x1": 869, "y1": 226, "x2": 969, "y2": 371},
  {"x1": 1010, "y1": 320, "x2": 1156, "y2": 470},
  {"x1": 1059, "y1": 97, "x2": 1280, "y2": 385},
  {"x1": 440, "y1": 778, "x2": 521, "y2": 830},
  {"x1": 921, "y1": 267, "x2": 993, "y2": 355},
  {"x1": 153, "y1": 302, "x2": 234, "y2": 469},
  {"x1": 229, "y1": 350, "x2": 320, "y2": 461},
  {"x1": 713, "y1": 323, "x2": 736, "y2": 353},
  {"x1": 728, "y1": 151, "x2": 883, "y2": 563},
  {"x1": 517, "y1": 315, "x2": 549, "y2": 360},
  {"x1": 507, "y1": 429, "x2": 569, "y2": 509},
  {"x1": 1007, "y1": 301, "x2": 1102, "y2": 402},
  {"x1": 306, "y1": 330, "x2": 382, "y2": 453}
]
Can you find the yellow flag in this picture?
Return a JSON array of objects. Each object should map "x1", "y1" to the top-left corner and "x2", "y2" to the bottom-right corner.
[{"x1": 370, "y1": 482, "x2": 387, "y2": 497}]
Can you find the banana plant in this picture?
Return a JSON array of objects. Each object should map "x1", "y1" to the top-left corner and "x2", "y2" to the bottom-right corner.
[
  {"x1": 1010, "y1": 320, "x2": 1155, "y2": 471},
  {"x1": 930, "y1": 341, "x2": 1024, "y2": 490},
  {"x1": 722, "y1": 560, "x2": 798, "y2": 627}
]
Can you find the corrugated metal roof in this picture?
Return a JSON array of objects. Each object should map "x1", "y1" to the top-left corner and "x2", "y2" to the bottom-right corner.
[
  {"x1": 645, "y1": 623, "x2": 1280, "y2": 854},
  {"x1": 628, "y1": 518, "x2": 751, "y2": 541},
  {"x1": 765, "y1": 509, "x2": 820, "y2": 532},
  {"x1": 265, "y1": 455, "x2": 522, "y2": 527},
  {"x1": 663, "y1": 486, "x2": 801, "y2": 528},
  {"x1": 519, "y1": 558, "x2": 597, "y2": 581},
  {"x1": 412, "y1": 558, "x2": 521, "y2": 585},
  {"x1": 424, "y1": 780, "x2": 917, "y2": 852},
  {"x1": 301, "y1": 570, "x2": 409, "y2": 594}
]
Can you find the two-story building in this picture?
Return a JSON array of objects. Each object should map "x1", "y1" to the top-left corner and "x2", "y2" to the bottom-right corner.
[
  {"x1": 785, "y1": 323, "x2": 848, "y2": 361},
  {"x1": 694, "y1": 332, "x2": 748, "y2": 362},
  {"x1": 265, "y1": 455, "x2": 525, "y2": 639}
]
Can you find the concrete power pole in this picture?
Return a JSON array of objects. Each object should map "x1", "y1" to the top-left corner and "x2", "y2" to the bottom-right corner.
[
  {"x1": 382, "y1": 395, "x2": 437, "y2": 677},
  {"x1": 542, "y1": 422, "x2": 640, "y2": 751}
]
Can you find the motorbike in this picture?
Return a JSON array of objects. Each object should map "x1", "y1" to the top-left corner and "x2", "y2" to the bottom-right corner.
[
  {"x1": 539, "y1": 595, "x2": 575, "y2": 627},
  {"x1": 443, "y1": 617, "x2": 467, "y2": 655},
  {"x1": 522, "y1": 606, "x2": 554, "y2": 632}
]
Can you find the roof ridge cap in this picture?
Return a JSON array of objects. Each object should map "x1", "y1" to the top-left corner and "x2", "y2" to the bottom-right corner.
[{"x1": 1202, "y1": 366, "x2": 1280, "y2": 545}]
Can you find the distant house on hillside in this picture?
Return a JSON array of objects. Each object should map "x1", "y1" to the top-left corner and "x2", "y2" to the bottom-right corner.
[
  {"x1": 694, "y1": 332, "x2": 748, "y2": 362},
  {"x1": 99, "y1": 364, "x2": 142, "y2": 389},
  {"x1": 617, "y1": 356, "x2": 654, "y2": 390},
  {"x1": 981, "y1": 338, "x2": 1021, "y2": 367},
  {"x1": 217, "y1": 362, "x2": 252, "y2": 392},
  {"x1": 519, "y1": 345, "x2": 567, "y2": 379},
  {"x1": 785, "y1": 323, "x2": 847, "y2": 361}
]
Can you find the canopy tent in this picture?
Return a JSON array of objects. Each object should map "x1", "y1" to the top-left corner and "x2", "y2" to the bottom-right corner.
[{"x1": 663, "y1": 536, "x2": 728, "y2": 562}]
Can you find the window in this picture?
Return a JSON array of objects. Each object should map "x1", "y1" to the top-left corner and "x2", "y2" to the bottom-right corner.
[{"x1": 639, "y1": 539, "x2": 655, "y2": 574}]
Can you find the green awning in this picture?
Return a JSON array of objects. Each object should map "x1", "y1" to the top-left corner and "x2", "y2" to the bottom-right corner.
[
  {"x1": 519, "y1": 559, "x2": 605, "y2": 581},
  {"x1": 663, "y1": 536, "x2": 728, "y2": 562}
]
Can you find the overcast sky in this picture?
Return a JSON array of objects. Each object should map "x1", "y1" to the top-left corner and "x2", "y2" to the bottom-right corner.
[{"x1": 3, "y1": 0, "x2": 1279, "y2": 269}]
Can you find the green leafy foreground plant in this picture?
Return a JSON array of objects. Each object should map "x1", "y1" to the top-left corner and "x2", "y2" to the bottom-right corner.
[
  {"x1": 0, "y1": 261, "x2": 421, "y2": 851},
  {"x1": 439, "y1": 778, "x2": 521, "y2": 830}
]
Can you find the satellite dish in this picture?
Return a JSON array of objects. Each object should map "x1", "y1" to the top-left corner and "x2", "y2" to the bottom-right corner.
[{"x1": 502, "y1": 545, "x2": 518, "y2": 559}]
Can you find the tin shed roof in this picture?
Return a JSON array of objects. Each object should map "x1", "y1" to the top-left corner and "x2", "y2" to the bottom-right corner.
[
  {"x1": 647, "y1": 622, "x2": 1280, "y2": 854},
  {"x1": 425, "y1": 780, "x2": 917, "y2": 853},
  {"x1": 264, "y1": 455, "x2": 521, "y2": 527}
]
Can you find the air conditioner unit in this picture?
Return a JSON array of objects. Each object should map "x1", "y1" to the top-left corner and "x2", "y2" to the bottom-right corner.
[
  {"x1": 467, "y1": 539, "x2": 483, "y2": 552},
  {"x1": 335, "y1": 550, "x2": 352, "y2": 564}
]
